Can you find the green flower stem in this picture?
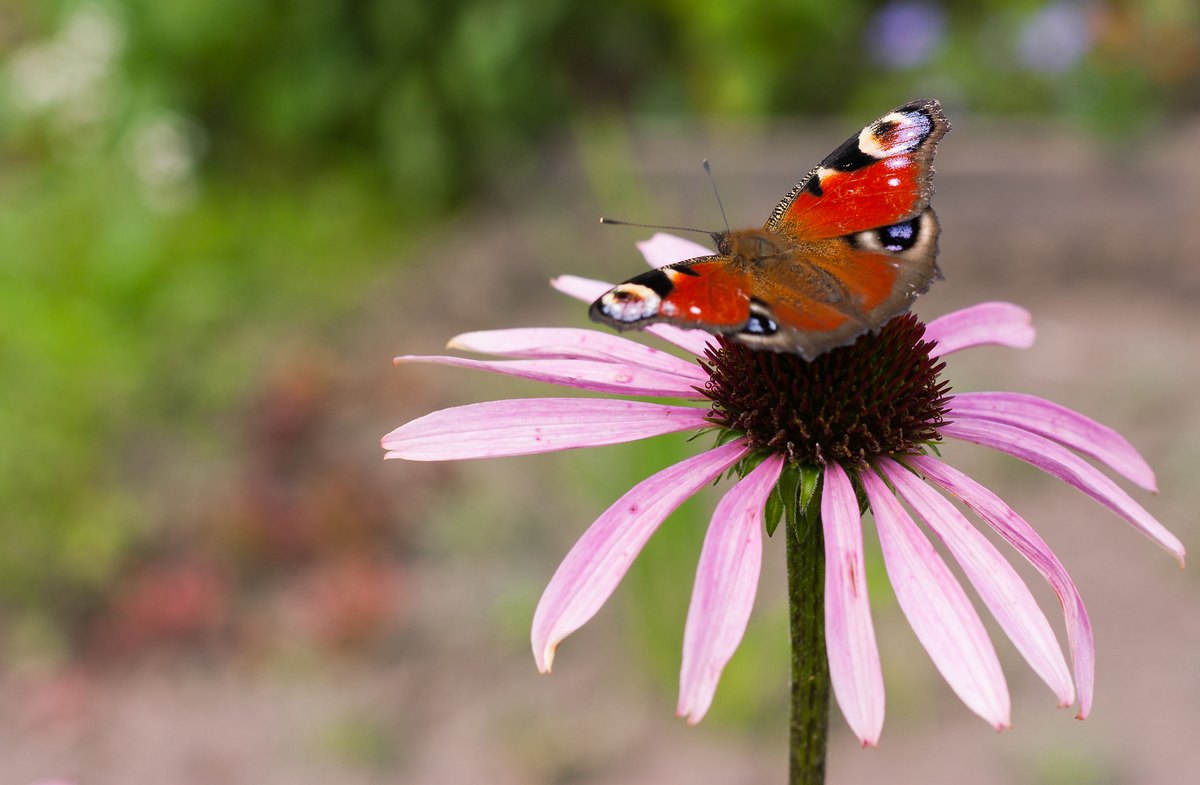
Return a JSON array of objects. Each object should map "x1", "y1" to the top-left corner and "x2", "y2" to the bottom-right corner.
[{"x1": 786, "y1": 498, "x2": 830, "y2": 785}]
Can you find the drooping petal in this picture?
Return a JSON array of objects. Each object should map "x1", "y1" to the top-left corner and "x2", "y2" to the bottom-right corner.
[
  {"x1": 924, "y1": 302, "x2": 1035, "y2": 357},
  {"x1": 677, "y1": 453, "x2": 783, "y2": 724},
  {"x1": 905, "y1": 454, "x2": 1096, "y2": 718},
  {"x1": 446, "y1": 327, "x2": 708, "y2": 379},
  {"x1": 394, "y1": 355, "x2": 705, "y2": 398},
  {"x1": 637, "y1": 232, "x2": 715, "y2": 269},
  {"x1": 821, "y1": 461, "x2": 885, "y2": 746},
  {"x1": 551, "y1": 274, "x2": 612, "y2": 303},
  {"x1": 532, "y1": 440, "x2": 750, "y2": 672},
  {"x1": 878, "y1": 458, "x2": 1074, "y2": 707},
  {"x1": 860, "y1": 468, "x2": 1011, "y2": 729},
  {"x1": 550, "y1": 275, "x2": 717, "y2": 357},
  {"x1": 941, "y1": 418, "x2": 1185, "y2": 566},
  {"x1": 631, "y1": 233, "x2": 721, "y2": 355},
  {"x1": 948, "y1": 392, "x2": 1157, "y2": 492},
  {"x1": 382, "y1": 398, "x2": 709, "y2": 461},
  {"x1": 646, "y1": 324, "x2": 717, "y2": 357}
]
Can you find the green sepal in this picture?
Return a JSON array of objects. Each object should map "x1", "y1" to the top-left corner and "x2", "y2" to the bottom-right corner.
[
  {"x1": 765, "y1": 463, "x2": 801, "y2": 538},
  {"x1": 787, "y1": 464, "x2": 822, "y2": 543},
  {"x1": 730, "y1": 451, "x2": 766, "y2": 483},
  {"x1": 797, "y1": 465, "x2": 820, "y2": 520},
  {"x1": 713, "y1": 428, "x2": 744, "y2": 449}
]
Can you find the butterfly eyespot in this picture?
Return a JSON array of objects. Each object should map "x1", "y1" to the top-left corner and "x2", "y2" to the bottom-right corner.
[
  {"x1": 743, "y1": 302, "x2": 779, "y2": 336},
  {"x1": 598, "y1": 284, "x2": 662, "y2": 323},
  {"x1": 744, "y1": 314, "x2": 778, "y2": 335},
  {"x1": 874, "y1": 120, "x2": 900, "y2": 139},
  {"x1": 879, "y1": 217, "x2": 920, "y2": 252},
  {"x1": 862, "y1": 110, "x2": 933, "y2": 158}
]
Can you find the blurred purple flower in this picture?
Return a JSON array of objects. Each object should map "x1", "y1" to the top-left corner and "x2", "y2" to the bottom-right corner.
[
  {"x1": 867, "y1": 1, "x2": 946, "y2": 69},
  {"x1": 1017, "y1": 2, "x2": 1094, "y2": 72},
  {"x1": 382, "y1": 233, "x2": 1182, "y2": 744}
]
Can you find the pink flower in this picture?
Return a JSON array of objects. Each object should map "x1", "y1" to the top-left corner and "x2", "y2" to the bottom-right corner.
[{"x1": 382, "y1": 234, "x2": 1183, "y2": 746}]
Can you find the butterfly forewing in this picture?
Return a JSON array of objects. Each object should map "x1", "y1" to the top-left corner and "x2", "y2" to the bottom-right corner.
[
  {"x1": 767, "y1": 99, "x2": 948, "y2": 240},
  {"x1": 588, "y1": 257, "x2": 752, "y2": 330}
]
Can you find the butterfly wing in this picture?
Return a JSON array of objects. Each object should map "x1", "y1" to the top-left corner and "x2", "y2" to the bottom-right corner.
[
  {"x1": 589, "y1": 209, "x2": 943, "y2": 359},
  {"x1": 590, "y1": 99, "x2": 950, "y2": 360},
  {"x1": 732, "y1": 99, "x2": 948, "y2": 356},
  {"x1": 766, "y1": 99, "x2": 949, "y2": 240},
  {"x1": 736, "y1": 208, "x2": 943, "y2": 357},
  {"x1": 589, "y1": 256, "x2": 754, "y2": 334}
]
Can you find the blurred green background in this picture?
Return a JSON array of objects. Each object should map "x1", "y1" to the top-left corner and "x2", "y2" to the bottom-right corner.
[{"x1": 1, "y1": 1, "x2": 1197, "y2": 782}]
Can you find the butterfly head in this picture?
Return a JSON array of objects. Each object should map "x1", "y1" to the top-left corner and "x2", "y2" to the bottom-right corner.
[{"x1": 712, "y1": 231, "x2": 732, "y2": 256}]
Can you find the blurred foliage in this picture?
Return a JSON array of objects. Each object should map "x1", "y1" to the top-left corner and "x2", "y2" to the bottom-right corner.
[{"x1": 0, "y1": 0, "x2": 1198, "y2": 655}]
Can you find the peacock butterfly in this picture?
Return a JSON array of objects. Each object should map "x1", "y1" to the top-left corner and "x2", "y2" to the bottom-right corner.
[{"x1": 589, "y1": 99, "x2": 950, "y2": 360}]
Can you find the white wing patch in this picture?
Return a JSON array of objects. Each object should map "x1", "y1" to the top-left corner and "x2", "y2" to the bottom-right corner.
[{"x1": 597, "y1": 284, "x2": 662, "y2": 323}]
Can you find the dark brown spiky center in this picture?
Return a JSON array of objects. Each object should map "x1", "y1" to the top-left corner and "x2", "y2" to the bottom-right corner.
[{"x1": 700, "y1": 313, "x2": 951, "y2": 466}]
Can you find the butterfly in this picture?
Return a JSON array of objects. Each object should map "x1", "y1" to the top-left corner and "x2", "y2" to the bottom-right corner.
[{"x1": 589, "y1": 99, "x2": 950, "y2": 360}]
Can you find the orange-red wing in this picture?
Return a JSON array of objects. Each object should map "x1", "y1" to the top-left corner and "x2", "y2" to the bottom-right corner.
[
  {"x1": 778, "y1": 161, "x2": 927, "y2": 239},
  {"x1": 589, "y1": 257, "x2": 754, "y2": 332},
  {"x1": 766, "y1": 99, "x2": 949, "y2": 240},
  {"x1": 656, "y1": 259, "x2": 754, "y2": 328},
  {"x1": 728, "y1": 234, "x2": 941, "y2": 359},
  {"x1": 802, "y1": 247, "x2": 900, "y2": 317}
]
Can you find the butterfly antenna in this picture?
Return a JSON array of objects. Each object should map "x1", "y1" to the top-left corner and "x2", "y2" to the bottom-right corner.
[
  {"x1": 703, "y1": 159, "x2": 731, "y2": 234},
  {"x1": 599, "y1": 217, "x2": 713, "y2": 237}
]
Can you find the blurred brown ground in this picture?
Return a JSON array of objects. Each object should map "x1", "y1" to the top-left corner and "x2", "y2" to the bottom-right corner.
[{"x1": 2, "y1": 116, "x2": 1197, "y2": 785}]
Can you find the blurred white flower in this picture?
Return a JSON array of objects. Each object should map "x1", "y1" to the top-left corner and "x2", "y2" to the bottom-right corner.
[
  {"x1": 5, "y1": 3, "x2": 124, "y2": 129},
  {"x1": 124, "y1": 113, "x2": 206, "y2": 212}
]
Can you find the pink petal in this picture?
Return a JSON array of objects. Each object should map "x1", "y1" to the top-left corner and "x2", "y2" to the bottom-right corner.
[
  {"x1": 551, "y1": 274, "x2": 612, "y2": 303},
  {"x1": 860, "y1": 468, "x2": 1011, "y2": 729},
  {"x1": 941, "y1": 418, "x2": 1185, "y2": 566},
  {"x1": 822, "y1": 461, "x2": 885, "y2": 746},
  {"x1": 636, "y1": 232, "x2": 714, "y2": 268},
  {"x1": 948, "y1": 392, "x2": 1157, "y2": 492},
  {"x1": 395, "y1": 355, "x2": 704, "y2": 398},
  {"x1": 532, "y1": 440, "x2": 750, "y2": 672},
  {"x1": 905, "y1": 454, "x2": 1096, "y2": 718},
  {"x1": 447, "y1": 327, "x2": 707, "y2": 379},
  {"x1": 382, "y1": 398, "x2": 709, "y2": 460},
  {"x1": 646, "y1": 324, "x2": 718, "y2": 357},
  {"x1": 878, "y1": 458, "x2": 1074, "y2": 707},
  {"x1": 633, "y1": 233, "x2": 720, "y2": 354},
  {"x1": 924, "y1": 302, "x2": 1035, "y2": 357},
  {"x1": 677, "y1": 453, "x2": 783, "y2": 724}
]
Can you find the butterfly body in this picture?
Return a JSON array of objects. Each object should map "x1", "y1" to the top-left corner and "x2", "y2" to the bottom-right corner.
[{"x1": 590, "y1": 99, "x2": 950, "y2": 360}]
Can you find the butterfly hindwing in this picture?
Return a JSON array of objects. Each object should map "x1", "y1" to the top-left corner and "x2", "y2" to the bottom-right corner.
[{"x1": 737, "y1": 208, "x2": 942, "y2": 356}]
